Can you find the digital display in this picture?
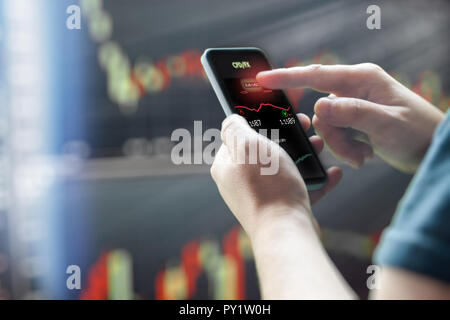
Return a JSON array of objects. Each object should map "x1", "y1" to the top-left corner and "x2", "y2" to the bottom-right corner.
[{"x1": 205, "y1": 49, "x2": 327, "y2": 182}]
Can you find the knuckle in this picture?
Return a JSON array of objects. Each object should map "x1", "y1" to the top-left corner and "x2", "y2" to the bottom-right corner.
[
  {"x1": 308, "y1": 64, "x2": 323, "y2": 85},
  {"x1": 309, "y1": 64, "x2": 323, "y2": 71},
  {"x1": 349, "y1": 98, "x2": 363, "y2": 117},
  {"x1": 361, "y1": 63, "x2": 385, "y2": 76}
]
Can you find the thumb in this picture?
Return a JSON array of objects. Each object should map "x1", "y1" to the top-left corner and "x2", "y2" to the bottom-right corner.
[
  {"x1": 314, "y1": 96, "x2": 390, "y2": 134},
  {"x1": 221, "y1": 114, "x2": 254, "y2": 144},
  {"x1": 221, "y1": 114, "x2": 260, "y2": 162}
]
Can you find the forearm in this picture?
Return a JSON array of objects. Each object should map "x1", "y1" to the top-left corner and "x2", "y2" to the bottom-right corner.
[
  {"x1": 250, "y1": 208, "x2": 357, "y2": 300},
  {"x1": 370, "y1": 267, "x2": 450, "y2": 300}
]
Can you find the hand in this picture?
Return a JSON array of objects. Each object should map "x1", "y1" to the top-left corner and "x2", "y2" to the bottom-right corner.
[
  {"x1": 257, "y1": 64, "x2": 445, "y2": 173},
  {"x1": 210, "y1": 114, "x2": 342, "y2": 239}
]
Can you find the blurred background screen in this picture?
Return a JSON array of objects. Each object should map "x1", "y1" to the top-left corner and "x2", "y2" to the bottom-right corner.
[{"x1": 0, "y1": 0, "x2": 448, "y2": 299}]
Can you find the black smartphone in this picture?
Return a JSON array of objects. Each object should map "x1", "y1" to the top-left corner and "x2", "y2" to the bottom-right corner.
[{"x1": 201, "y1": 47, "x2": 327, "y2": 190}]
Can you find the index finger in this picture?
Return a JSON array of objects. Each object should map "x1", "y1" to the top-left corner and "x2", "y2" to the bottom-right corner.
[{"x1": 256, "y1": 64, "x2": 359, "y2": 94}]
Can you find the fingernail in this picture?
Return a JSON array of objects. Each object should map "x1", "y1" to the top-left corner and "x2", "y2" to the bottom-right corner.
[{"x1": 257, "y1": 69, "x2": 278, "y2": 77}]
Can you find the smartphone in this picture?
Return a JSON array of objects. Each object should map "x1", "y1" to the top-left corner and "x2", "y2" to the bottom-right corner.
[{"x1": 201, "y1": 47, "x2": 327, "y2": 190}]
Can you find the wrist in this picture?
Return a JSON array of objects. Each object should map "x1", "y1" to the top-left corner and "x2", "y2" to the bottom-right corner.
[{"x1": 249, "y1": 204, "x2": 318, "y2": 245}]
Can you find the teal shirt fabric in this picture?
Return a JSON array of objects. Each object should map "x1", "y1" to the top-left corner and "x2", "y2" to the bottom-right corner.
[{"x1": 374, "y1": 110, "x2": 450, "y2": 282}]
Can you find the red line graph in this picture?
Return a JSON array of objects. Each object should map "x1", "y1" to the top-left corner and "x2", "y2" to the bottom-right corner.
[{"x1": 234, "y1": 103, "x2": 291, "y2": 113}]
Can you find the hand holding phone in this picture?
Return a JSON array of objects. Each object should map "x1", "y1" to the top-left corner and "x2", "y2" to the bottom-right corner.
[{"x1": 201, "y1": 47, "x2": 327, "y2": 190}]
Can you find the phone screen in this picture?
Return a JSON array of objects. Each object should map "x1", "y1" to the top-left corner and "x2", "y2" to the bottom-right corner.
[{"x1": 204, "y1": 48, "x2": 327, "y2": 184}]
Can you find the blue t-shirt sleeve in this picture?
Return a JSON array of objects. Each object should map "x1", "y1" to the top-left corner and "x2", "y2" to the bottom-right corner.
[{"x1": 374, "y1": 111, "x2": 450, "y2": 283}]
